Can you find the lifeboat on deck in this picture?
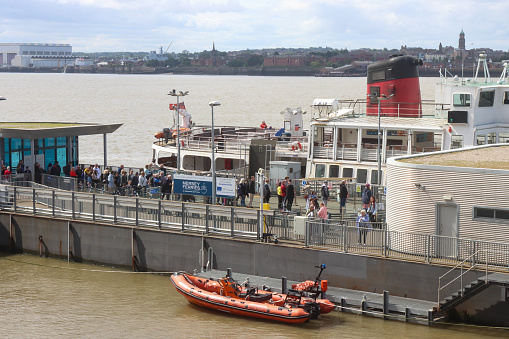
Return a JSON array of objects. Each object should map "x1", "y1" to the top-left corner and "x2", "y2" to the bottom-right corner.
[{"x1": 171, "y1": 273, "x2": 330, "y2": 323}]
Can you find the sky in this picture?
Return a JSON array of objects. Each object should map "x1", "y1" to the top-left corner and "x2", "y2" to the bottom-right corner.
[{"x1": 1, "y1": 0, "x2": 508, "y2": 53}]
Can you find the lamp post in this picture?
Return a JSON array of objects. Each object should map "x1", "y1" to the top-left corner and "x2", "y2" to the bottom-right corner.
[
  {"x1": 209, "y1": 101, "x2": 221, "y2": 205},
  {"x1": 369, "y1": 93, "x2": 393, "y2": 186},
  {"x1": 168, "y1": 89, "x2": 189, "y2": 171}
]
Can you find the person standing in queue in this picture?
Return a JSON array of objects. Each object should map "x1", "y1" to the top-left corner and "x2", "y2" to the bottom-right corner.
[
  {"x1": 286, "y1": 179, "x2": 295, "y2": 211},
  {"x1": 247, "y1": 176, "x2": 256, "y2": 208},
  {"x1": 339, "y1": 180, "x2": 349, "y2": 219}
]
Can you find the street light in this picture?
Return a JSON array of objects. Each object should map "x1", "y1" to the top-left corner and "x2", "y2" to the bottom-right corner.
[
  {"x1": 168, "y1": 90, "x2": 189, "y2": 171},
  {"x1": 209, "y1": 101, "x2": 221, "y2": 205},
  {"x1": 368, "y1": 93, "x2": 394, "y2": 186}
]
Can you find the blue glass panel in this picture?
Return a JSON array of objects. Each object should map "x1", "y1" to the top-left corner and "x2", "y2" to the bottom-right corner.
[
  {"x1": 56, "y1": 137, "x2": 67, "y2": 146},
  {"x1": 23, "y1": 139, "x2": 31, "y2": 149},
  {"x1": 45, "y1": 149, "x2": 55, "y2": 171},
  {"x1": 11, "y1": 152, "x2": 20, "y2": 171},
  {"x1": 24, "y1": 150, "x2": 31, "y2": 156},
  {"x1": 37, "y1": 139, "x2": 44, "y2": 148},
  {"x1": 57, "y1": 147, "x2": 67, "y2": 166},
  {"x1": 45, "y1": 138, "x2": 55, "y2": 147},
  {"x1": 11, "y1": 139, "x2": 22, "y2": 150},
  {"x1": 4, "y1": 138, "x2": 9, "y2": 153}
]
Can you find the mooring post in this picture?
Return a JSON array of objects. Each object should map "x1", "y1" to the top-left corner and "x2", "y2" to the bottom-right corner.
[
  {"x1": 181, "y1": 203, "x2": 185, "y2": 231},
  {"x1": 383, "y1": 290, "x2": 389, "y2": 320},
  {"x1": 282, "y1": 276, "x2": 287, "y2": 294},
  {"x1": 361, "y1": 295, "x2": 367, "y2": 316},
  {"x1": 226, "y1": 268, "x2": 232, "y2": 278},
  {"x1": 427, "y1": 310, "x2": 433, "y2": 326},
  {"x1": 405, "y1": 307, "x2": 411, "y2": 322},
  {"x1": 341, "y1": 298, "x2": 346, "y2": 312}
]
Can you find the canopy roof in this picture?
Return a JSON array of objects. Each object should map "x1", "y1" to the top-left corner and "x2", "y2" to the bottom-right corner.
[{"x1": 0, "y1": 122, "x2": 123, "y2": 139}]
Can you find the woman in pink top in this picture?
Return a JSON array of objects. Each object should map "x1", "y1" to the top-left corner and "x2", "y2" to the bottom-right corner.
[{"x1": 317, "y1": 202, "x2": 328, "y2": 219}]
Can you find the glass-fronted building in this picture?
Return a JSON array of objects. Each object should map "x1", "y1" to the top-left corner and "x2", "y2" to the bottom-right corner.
[{"x1": 0, "y1": 122, "x2": 122, "y2": 174}]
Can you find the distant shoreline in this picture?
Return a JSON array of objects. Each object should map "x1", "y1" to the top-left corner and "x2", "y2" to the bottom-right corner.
[{"x1": 0, "y1": 66, "x2": 503, "y2": 78}]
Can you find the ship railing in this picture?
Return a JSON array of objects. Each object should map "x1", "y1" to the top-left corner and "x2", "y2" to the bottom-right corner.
[
  {"x1": 312, "y1": 142, "x2": 357, "y2": 160},
  {"x1": 275, "y1": 136, "x2": 308, "y2": 157},
  {"x1": 313, "y1": 100, "x2": 449, "y2": 120}
]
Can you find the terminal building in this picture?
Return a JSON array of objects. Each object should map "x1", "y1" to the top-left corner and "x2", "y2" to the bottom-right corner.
[
  {"x1": 0, "y1": 43, "x2": 73, "y2": 68},
  {"x1": 0, "y1": 122, "x2": 122, "y2": 175}
]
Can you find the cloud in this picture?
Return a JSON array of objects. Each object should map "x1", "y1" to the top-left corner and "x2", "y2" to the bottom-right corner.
[{"x1": 0, "y1": 0, "x2": 507, "y2": 52}]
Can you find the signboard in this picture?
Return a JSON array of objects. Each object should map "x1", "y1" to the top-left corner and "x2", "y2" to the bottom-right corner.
[{"x1": 173, "y1": 174, "x2": 235, "y2": 198}]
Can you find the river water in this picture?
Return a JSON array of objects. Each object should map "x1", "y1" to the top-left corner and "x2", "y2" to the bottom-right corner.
[
  {"x1": 1, "y1": 72, "x2": 435, "y2": 168},
  {"x1": 0, "y1": 254, "x2": 506, "y2": 338},
  {"x1": 0, "y1": 73, "x2": 507, "y2": 337}
]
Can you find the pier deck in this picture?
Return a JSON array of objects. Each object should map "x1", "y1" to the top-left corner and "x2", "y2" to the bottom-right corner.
[{"x1": 196, "y1": 269, "x2": 436, "y2": 325}]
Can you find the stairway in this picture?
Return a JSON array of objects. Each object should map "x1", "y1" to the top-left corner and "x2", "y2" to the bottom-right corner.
[{"x1": 438, "y1": 277, "x2": 489, "y2": 312}]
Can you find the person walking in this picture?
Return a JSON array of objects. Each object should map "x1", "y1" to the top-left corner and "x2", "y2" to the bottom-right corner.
[
  {"x1": 239, "y1": 178, "x2": 247, "y2": 207},
  {"x1": 318, "y1": 202, "x2": 328, "y2": 220},
  {"x1": 362, "y1": 183, "x2": 372, "y2": 209},
  {"x1": 367, "y1": 196, "x2": 378, "y2": 227},
  {"x1": 281, "y1": 181, "x2": 287, "y2": 210},
  {"x1": 339, "y1": 180, "x2": 349, "y2": 219},
  {"x1": 321, "y1": 180, "x2": 330, "y2": 207},
  {"x1": 263, "y1": 179, "x2": 271, "y2": 204},
  {"x1": 247, "y1": 176, "x2": 256, "y2": 208},
  {"x1": 357, "y1": 209, "x2": 370, "y2": 244},
  {"x1": 276, "y1": 181, "x2": 283, "y2": 210}
]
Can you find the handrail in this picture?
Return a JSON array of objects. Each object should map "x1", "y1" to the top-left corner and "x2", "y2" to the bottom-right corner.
[{"x1": 437, "y1": 249, "x2": 509, "y2": 311}]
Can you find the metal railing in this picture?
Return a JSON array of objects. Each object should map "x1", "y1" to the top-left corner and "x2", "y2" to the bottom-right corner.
[
  {"x1": 3, "y1": 185, "x2": 509, "y2": 276},
  {"x1": 437, "y1": 249, "x2": 509, "y2": 311}
]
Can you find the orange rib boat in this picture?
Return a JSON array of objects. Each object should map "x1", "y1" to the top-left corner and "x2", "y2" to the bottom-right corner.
[
  {"x1": 171, "y1": 266, "x2": 335, "y2": 323},
  {"x1": 172, "y1": 273, "x2": 313, "y2": 323}
]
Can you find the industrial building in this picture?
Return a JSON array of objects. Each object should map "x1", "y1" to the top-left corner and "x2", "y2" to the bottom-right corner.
[{"x1": 0, "y1": 43, "x2": 73, "y2": 68}]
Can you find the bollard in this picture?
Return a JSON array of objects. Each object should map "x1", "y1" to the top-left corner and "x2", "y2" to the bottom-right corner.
[
  {"x1": 282, "y1": 276, "x2": 287, "y2": 294},
  {"x1": 405, "y1": 307, "x2": 411, "y2": 322},
  {"x1": 383, "y1": 290, "x2": 389, "y2": 320},
  {"x1": 341, "y1": 298, "x2": 346, "y2": 312},
  {"x1": 226, "y1": 268, "x2": 232, "y2": 278},
  {"x1": 38, "y1": 235, "x2": 43, "y2": 257}
]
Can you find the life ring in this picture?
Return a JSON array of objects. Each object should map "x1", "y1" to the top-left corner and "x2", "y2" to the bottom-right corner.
[{"x1": 290, "y1": 141, "x2": 302, "y2": 151}]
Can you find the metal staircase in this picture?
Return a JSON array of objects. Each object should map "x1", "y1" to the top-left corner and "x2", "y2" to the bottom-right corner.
[{"x1": 437, "y1": 249, "x2": 509, "y2": 314}]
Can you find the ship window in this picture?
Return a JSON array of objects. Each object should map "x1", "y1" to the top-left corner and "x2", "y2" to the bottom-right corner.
[
  {"x1": 357, "y1": 169, "x2": 367, "y2": 184},
  {"x1": 371, "y1": 170, "x2": 379, "y2": 185},
  {"x1": 329, "y1": 165, "x2": 339, "y2": 178},
  {"x1": 499, "y1": 132, "x2": 509, "y2": 143},
  {"x1": 479, "y1": 91, "x2": 495, "y2": 107},
  {"x1": 487, "y1": 132, "x2": 496, "y2": 144},
  {"x1": 342, "y1": 167, "x2": 353, "y2": 178},
  {"x1": 450, "y1": 135, "x2": 463, "y2": 149},
  {"x1": 503, "y1": 92, "x2": 509, "y2": 104},
  {"x1": 315, "y1": 164, "x2": 325, "y2": 178},
  {"x1": 476, "y1": 135, "x2": 485, "y2": 145},
  {"x1": 452, "y1": 93, "x2": 471, "y2": 107},
  {"x1": 371, "y1": 70, "x2": 386, "y2": 81}
]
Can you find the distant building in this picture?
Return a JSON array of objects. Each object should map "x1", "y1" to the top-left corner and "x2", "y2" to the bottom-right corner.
[{"x1": 0, "y1": 43, "x2": 72, "y2": 67}]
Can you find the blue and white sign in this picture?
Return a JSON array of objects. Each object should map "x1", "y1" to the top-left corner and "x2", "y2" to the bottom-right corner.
[{"x1": 173, "y1": 174, "x2": 235, "y2": 198}]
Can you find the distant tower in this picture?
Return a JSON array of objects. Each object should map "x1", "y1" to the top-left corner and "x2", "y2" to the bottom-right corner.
[
  {"x1": 439, "y1": 42, "x2": 443, "y2": 53},
  {"x1": 459, "y1": 29, "x2": 465, "y2": 50},
  {"x1": 212, "y1": 42, "x2": 216, "y2": 52}
]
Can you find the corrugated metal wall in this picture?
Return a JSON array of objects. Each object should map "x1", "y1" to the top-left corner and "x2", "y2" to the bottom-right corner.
[{"x1": 387, "y1": 161, "x2": 509, "y2": 243}]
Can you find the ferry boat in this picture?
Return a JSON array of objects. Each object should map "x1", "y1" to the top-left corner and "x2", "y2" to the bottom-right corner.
[
  {"x1": 152, "y1": 104, "x2": 308, "y2": 178},
  {"x1": 306, "y1": 53, "x2": 509, "y2": 185}
]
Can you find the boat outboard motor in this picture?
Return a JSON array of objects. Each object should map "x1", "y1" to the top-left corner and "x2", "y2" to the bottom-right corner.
[{"x1": 366, "y1": 55, "x2": 423, "y2": 118}]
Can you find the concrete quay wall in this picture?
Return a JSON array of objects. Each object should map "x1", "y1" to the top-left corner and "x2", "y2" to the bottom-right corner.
[{"x1": 0, "y1": 212, "x2": 483, "y2": 302}]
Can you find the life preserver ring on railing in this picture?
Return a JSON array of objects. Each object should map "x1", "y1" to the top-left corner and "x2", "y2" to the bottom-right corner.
[{"x1": 290, "y1": 141, "x2": 302, "y2": 151}]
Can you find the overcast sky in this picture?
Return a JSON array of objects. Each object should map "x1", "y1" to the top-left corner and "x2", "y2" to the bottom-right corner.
[{"x1": 1, "y1": 0, "x2": 508, "y2": 53}]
